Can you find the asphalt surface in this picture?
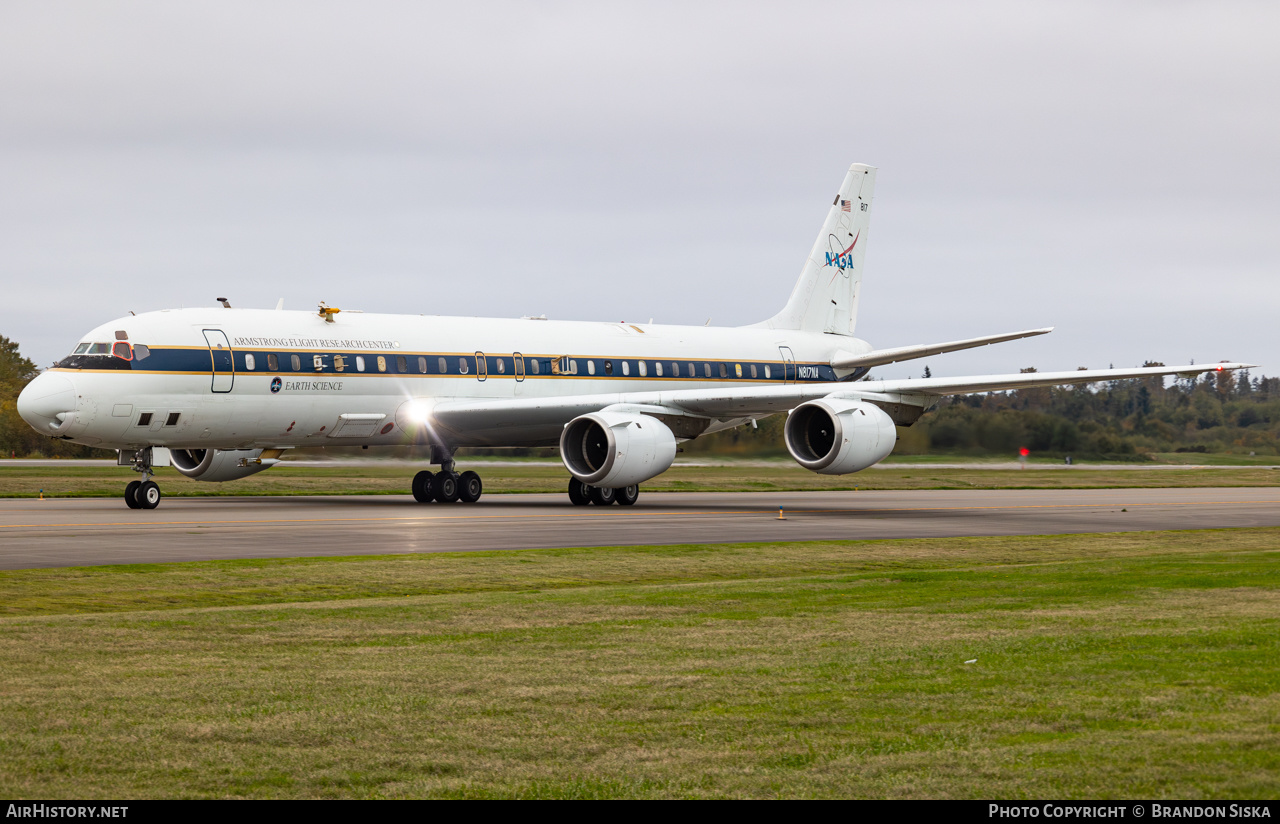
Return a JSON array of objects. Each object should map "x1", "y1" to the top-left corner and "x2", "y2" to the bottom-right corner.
[{"x1": 1, "y1": 487, "x2": 1278, "y2": 569}]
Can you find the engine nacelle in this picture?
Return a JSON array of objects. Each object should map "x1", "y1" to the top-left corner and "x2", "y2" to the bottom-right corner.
[
  {"x1": 560, "y1": 412, "x2": 677, "y2": 488},
  {"x1": 784, "y1": 399, "x2": 897, "y2": 475},
  {"x1": 170, "y1": 448, "x2": 278, "y2": 482}
]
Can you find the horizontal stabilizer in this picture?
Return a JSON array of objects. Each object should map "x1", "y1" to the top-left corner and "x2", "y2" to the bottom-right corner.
[{"x1": 831, "y1": 327, "x2": 1053, "y2": 370}]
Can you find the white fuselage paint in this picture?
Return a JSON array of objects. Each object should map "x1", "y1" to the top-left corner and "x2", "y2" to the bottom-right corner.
[{"x1": 33, "y1": 308, "x2": 874, "y2": 452}]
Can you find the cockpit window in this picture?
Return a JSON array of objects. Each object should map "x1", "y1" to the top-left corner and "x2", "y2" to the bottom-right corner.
[
  {"x1": 56, "y1": 343, "x2": 134, "y2": 370},
  {"x1": 133, "y1": 344, "x2": 150, "y2": 361}
]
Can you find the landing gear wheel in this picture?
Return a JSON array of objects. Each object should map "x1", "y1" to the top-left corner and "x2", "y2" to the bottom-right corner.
[
  {"x1": 434, "y1": 471, "x2": 460, "y2": 503},
  {"x1": 138, "y1": 481, "x2": 162, "y2": 510},
  {"x1": 412, "y1": 470, "x2": 436, "y2": 503},
  {"x1": 616, "y1": 484, "x2": 639, "y2": 506},
  {"x1": 588, "y1": 485, "x2": 617, "y2": 506},
  {"x1": 125, "y1": 480, "x2": 142, "y2": 509},
  {"x1": 568, "y1": 478, "x2": 591, "y2": 506},
  {"x1": 458, "y1": 471, "x2": 483, "y2": 503}
]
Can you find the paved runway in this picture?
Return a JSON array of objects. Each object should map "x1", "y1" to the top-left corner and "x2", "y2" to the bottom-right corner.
[{"x1": 1, "y1": 488, "x2": 1278, "y2": 569}]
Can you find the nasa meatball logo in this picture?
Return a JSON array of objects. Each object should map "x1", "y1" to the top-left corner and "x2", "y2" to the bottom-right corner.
[{"x1": 270, "y1": 377, "x2": 282, "y2": 394}]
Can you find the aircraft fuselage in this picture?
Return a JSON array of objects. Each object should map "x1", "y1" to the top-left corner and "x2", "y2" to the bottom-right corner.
[{"x1": 22, "y1": 307, "x2": 872, "y2": 452}]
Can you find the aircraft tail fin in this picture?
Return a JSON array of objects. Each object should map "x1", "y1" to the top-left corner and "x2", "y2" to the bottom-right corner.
[{"x1": 756, "y1": 163, "x2": 876, "y2": 335}]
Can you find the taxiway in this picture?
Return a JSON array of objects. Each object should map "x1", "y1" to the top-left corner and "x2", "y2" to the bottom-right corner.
[{"x1": 0, "y1": 487, "x2": 1277, "y2": 569}]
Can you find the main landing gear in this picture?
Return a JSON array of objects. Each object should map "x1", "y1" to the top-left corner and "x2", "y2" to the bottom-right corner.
[
  {"x1": 568, "y1": 478, "x2": 640, "y2": 506},
  {"x1": 412, "y1": 458, "x2": 483, "y2": 505},
  {"x1": 122, "y1": 448, "x2": 163, "y2": 510}
]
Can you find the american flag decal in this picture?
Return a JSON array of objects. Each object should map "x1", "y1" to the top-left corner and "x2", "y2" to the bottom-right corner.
[{"x1": 840, "y1": 199, "x2": 851, "y2": 212}]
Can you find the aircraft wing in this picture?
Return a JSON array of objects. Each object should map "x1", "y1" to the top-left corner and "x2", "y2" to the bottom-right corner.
[
  {"x1": 430, "y1": 362, "x2": 1257, "y2": 437},
  {"x1": 849, "y1": 362, "x2": 1257, "y2": 397},
  {"x1": 830, "y1": 327, "x2": 1054, "y2": 369}
]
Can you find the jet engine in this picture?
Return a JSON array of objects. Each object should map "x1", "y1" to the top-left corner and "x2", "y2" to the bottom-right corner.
[
  {"x1": 170, "y1": 448, "x2": 279, "y2": 482},
  {"x1": 560, "y1": 411, "x2": 677, "y2": 488},
  {"x1": 784, "y1": 399, "x2": 896, "y2": 475}
]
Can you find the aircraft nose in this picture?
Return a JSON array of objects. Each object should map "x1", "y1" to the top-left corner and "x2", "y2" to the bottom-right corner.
[{"x1": 16, "y1": 373, "x2": 77, "y2": 434}]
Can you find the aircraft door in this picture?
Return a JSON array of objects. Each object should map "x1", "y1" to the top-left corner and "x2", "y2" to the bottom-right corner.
[
  {"x1": 203, "y1": 329, "x2": 235, "y2": 393},
  {"x1": 779, "y1": 346, "x2": 796, "y2": 384}
]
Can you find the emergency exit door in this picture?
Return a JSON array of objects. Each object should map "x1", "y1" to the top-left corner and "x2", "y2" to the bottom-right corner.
[{"x1": 203, "y1": 329, "x2": 235, "y2": 393}]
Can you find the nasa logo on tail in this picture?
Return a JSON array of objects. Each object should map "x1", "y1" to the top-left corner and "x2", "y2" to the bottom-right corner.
[{"x1": 824, "y1": 229, "x2": 860, "y2": 278}]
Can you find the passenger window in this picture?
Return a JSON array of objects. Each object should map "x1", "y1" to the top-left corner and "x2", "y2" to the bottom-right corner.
[
  {"x1": 587, "y1": 360, "x2": 596, "y2": 375},
  {"x1": 636, "y1": 361, "x2": 645, "y2": 377},
  {"x1": 438, "y1": 357, "x2": 447, "y2": 373},
  {"x1": 377, "y1": 356, "x2": 387, "y2": 373},
  {"x1": 165, "y1": 412, "x2": 180, "y2": 426},
  {"x1": 267, "y1": 353, "x2": 279, "y2": 371},
  {"x1": 418, "y1": 356, "x2": 427, "y2": 373},
  {"x1": 496, "y1": 358, "x2": 505, "y2": 374},
  {"x1": 137, "y1": 412, "x2": 153, "y2": 426},
  {"x1": 764, "y1": 364, "x2": 771, "y2": 379},
  {"x1": 531, "y1": 359, "x2": 541, "y2": 375},
  {"x1": 245, "y1": 353, "x2": 256, "y2": 371},
  {"x1": 570, "y1": 360, "x2": 578, "y2": 375},
  {"x1": 133, "y1": 344, "x2": 150, "y2": 361},
  {"x1": 718, "y1": 363, "x2": 727, "y2": 378},
  {"x1": 750, "y1": 364, "x2": 757, "y2": 378},
  {"x1": 396, "y1": 355, "x2": 407, "y2": 373},
  {"x1": 291, "y1": 354, "x2": 302, "y2": 371},
  {"x1": 704, "y1": 363, "x2": 711, "y2": 378},
  {"x1": 459, "y1": 357, "x2": 469, "y2": 375},
  {"x1": 734, "y1": 363, "x2": 742, "y2": 378},
  {"x1": 356, "y1": 356, "x2": 365, "y2": 372},
  {"x1": 654, "y1": 361, "x2": 662, "y2": 377}
]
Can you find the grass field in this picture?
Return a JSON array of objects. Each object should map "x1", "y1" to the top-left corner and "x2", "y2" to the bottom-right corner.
[
  {"x1": 2, "y1": 528, "x2": 1278, "y2": 798},
  {"x1": 1, "y1": 461, "x2": 1277, "y2": 499}
]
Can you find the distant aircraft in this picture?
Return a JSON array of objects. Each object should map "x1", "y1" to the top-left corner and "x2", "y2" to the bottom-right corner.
[{"x1": 16, "y1": 163, "x2": 1254, "y2": 509}]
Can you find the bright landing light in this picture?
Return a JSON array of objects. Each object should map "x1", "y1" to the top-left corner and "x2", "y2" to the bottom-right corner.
[{"x1": 407, "y1": 399, "x2": 433, "y2": 423}]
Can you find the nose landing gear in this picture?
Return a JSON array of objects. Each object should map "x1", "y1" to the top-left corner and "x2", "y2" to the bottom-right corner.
[{"x1": 121, "y1": 448, "x2": 163, "y2": 509}]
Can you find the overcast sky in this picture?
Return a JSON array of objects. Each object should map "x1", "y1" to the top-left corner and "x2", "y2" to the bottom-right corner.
[{"x1": 2, "y1": 1, "x2": 1276, "y2": 379}]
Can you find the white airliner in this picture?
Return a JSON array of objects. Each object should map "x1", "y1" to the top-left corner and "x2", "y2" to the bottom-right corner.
[{"x1": 17, "y1": 163, "x2": 1254, "y2": 509}]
